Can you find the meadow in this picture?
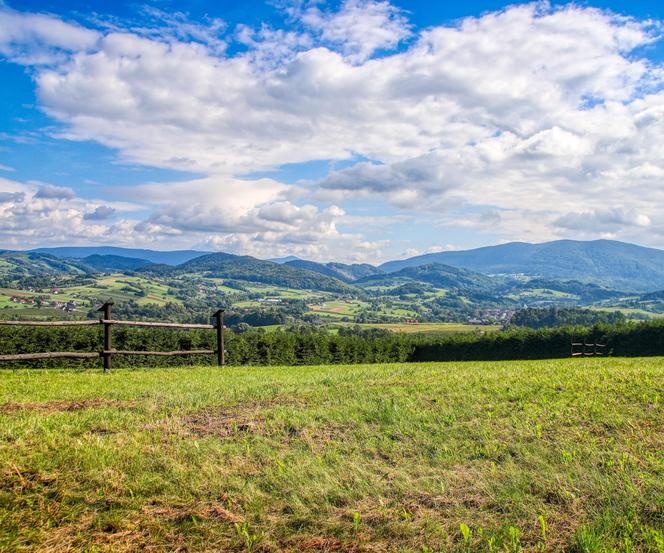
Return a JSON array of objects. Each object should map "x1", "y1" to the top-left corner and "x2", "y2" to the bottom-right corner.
[{"x1": 0, "y1": 358, "x2": 662, "y2": 552}]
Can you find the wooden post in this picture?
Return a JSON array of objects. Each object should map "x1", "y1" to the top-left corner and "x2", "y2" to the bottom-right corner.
[
  {"x1": 98, "y1": 302, "x2": 113, "y2": 372},
  {"x1": 213, "y1": 309, "x2": 225, "y2": 366}
]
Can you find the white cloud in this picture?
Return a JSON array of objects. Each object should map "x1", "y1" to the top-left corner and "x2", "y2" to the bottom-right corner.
[
  {"x1": 554, "y1": 208, "x2": 651, "y2": 232},
  {"x1": 2, "y1": 2, "x2": 664, "y2": 258},
  {"x1": 34, "y1": 184, "x2": 75, "y2": 199},
  {"x1": 0, "y1": 8, "x2": 99, "y2": 63},
  {"x1": 0, "y1": 177, "x2": 137, "y2": 247},
  {"x1": 83, "y1": 205, "x2": 116, "y2": 220},
  {"x1": 298, "y1": 0, "x2": 412, "y2": 63}
]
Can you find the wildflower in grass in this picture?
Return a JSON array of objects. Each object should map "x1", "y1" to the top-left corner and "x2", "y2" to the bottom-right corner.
[
  {"x1": 234, "y1": 521, "x2": 262, "y2": 552},
  {"x1": 353, "y1": 511, "x2": 361, "y2": 533},
  {"x1": 508, "y1": 526, "x2": 521, "y2": 552},
  {"x1": 538, "y1": 515, "x2": 547, "y2": 548},
  {"x1": 459, "y1": 523, "x2": 472, "y2": 548}
]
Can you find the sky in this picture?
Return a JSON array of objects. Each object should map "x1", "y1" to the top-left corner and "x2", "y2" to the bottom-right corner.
[{"x1": 1, "y1": 0, "x2": 664, "y2": 262}]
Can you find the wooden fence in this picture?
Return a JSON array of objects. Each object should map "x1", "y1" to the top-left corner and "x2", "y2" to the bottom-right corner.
[
  {"x1": 571, "y1": 341, "x2": 607, "y2": 357},
  {"x1": 0, "y1": 302, "x2": 225, "y2": 372}
]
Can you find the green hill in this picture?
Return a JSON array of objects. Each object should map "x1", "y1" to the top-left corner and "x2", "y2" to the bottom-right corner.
[
  {"x1": 80, "y1": 254, "x2": 152, "y2": 272},
  {"x1": 380, "y1": 239, "x2": 664, "y2": 292},
  {"x1": 0, "y1": 251, "x2": 87, "y2": 280},
  {"x1": 359, "y1": 262, "x2": 494, "y2": 290},
  {"x1": 177, "y1": 253, "x2": 356, "y2": 292},
  {"x1": 285, "y1": 259, "x2": 383, "y2": 282}
]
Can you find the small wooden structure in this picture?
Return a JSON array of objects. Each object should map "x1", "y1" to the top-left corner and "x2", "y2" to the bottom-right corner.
[
  {"x1": 571, "y1": 340, "x2": 607, "y2": 357},
  {"x1": 0, "y1": 303, "x2": 225, "y2": 372}
]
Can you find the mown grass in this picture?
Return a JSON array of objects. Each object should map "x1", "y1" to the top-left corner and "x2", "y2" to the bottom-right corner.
[{"x1": 0, "y1": 358, "x2": 662, "y2": 552}]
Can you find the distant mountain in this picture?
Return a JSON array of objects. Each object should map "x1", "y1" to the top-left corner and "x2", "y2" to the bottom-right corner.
[
  {"x1": 326, "y1": 262, "x2": 384, "y2": 281},
  {"x1": 80, "y1": 254, "x2": 152, "y2": 272},
  {"x1": 380, "y1": 240, "x2": 664, "y2": 292},
  {"x1": 31, "y1": 246, "x2": 208, "y2": 266},
  {"x1": 358, "y1": 263, "x2": 494, "y2": 290},
  {"x1": 269, "y1": 255, "x2": 301, "y2": 264},
  {"x1": 177, "y1": 253, "x2": 356, "y2": 292},
  {"x1": 285, "y1": 259, "x2": 384, "y2": 282}
]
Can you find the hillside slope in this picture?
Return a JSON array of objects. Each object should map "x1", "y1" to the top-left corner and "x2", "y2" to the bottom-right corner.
[
  {"x1": 80, "y1": 254, "x2": 152, "y2": 272},
  {"x1": 0, "y1": 251, "x2": 87, "y2": 280},
  {"x1": 285, "y1": 259, "x2": 383, "y2": 282},
  {"x1": 177, "y1": 253, "x2": 356, "y2": 292},
  {"x1": 359, "y1": 262, "x2": 494, "y2": 290},
  {"x1": 380, "y1": 240, "x2": 664, "y2": 291}
]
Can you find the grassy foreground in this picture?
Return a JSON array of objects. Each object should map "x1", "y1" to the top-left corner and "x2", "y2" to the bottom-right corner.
[{"x1": 0, "y1": 359, "x2": 662, "y2": 552}]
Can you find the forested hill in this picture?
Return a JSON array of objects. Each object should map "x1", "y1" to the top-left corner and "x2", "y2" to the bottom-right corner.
[
  {"x1": 174, "y1": 253, "x2": 356, "y2": 292},
  {"x1": 0, "y1": 251, "x2": 88, "y2": 278},
  {"x1": 379, "y1": 239, "x2": 664, "y2": 292},
  {"x1": 80, "y1": 255, "x2": 152, "y2": 272},
  {"x1": 358, "y1": 263, "x2": 495, "y2": 290},
  {"x1": 285, "y1": 259, "x2": 384, "y2": 282}
]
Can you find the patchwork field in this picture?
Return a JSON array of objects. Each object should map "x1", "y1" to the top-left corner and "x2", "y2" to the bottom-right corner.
[
  {"x1": 0, "y1": 359, "x2": 662, "y2": 552},
  {"x1": 331, "y1": 322, "x2": 503, "y2": 334}
]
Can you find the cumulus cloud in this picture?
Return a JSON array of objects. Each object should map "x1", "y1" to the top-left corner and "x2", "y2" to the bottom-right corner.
[
  {"x1": 2, "y1": 2, "x2": 664, "y2": 257},
  {"x1": 34, "y1": 184, "x2": 75, "y2": 199},
  {"x1": 0, "y1": 7, "x2": 99, "y2": 63},
  {"x1": 0, "y1": 191, "x2": 25, "y2": 203},
  {"x1": 554, "y1": 208, "x2": 651, "y2": 232},
  {"x1": 298, "y1": 0, "x2": 412, "y2": 63},
  {"x1": 0, "y1": 178, "x2": 137, "y2": 248},
  {"x1": 83, "y1": 205, "x2": 116, "y2": 220},
  {"x1": 127, "y1": 177, "x2": 367, "y2": 259}
]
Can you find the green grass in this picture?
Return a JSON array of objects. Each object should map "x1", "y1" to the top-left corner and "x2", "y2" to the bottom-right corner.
[{"x1": 0, "y1": 359, "x2": 663, "y2": 552}]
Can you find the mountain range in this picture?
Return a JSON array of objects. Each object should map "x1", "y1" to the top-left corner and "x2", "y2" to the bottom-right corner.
[
  {"x1": 31, "y1": 246, "x2": 207, "y2": 266},
  {"x1": 6, "y1": 238, "x2": 664, "y2": 293},
  {"x1": 379, "y1": 239, "x2": 664, "y2": 291}
]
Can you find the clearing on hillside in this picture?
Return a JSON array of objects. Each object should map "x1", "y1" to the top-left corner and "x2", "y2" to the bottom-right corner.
[{"x1": 0, "y1": 359, "x2": 662, "y2": 552}]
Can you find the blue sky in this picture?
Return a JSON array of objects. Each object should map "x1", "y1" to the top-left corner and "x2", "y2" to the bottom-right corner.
[{"x1": 1, "y1": 0, "x2": 664, "y2": 262}]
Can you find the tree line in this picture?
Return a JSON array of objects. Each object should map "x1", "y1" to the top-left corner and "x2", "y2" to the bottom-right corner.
[{"x1": 2, "y1": 319, "x2": 664, "y2": 369}]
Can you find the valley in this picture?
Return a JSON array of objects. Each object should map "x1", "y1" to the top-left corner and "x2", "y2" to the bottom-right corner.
[{"x1": 1, "y1": 239, "x2": 663, "y2": 329}]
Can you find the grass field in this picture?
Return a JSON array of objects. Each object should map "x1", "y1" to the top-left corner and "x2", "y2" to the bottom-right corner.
[{"x1": 0, "y1": 359, "x2": 662, "y2": 552}]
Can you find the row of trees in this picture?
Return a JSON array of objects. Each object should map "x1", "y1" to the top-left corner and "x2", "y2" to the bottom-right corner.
[
  {"x1": 3, "y1": 319, "x2": 664, "y2": 368},
  {"x1": 510, "y1": 307, "x2": 627, "y2": 328}
]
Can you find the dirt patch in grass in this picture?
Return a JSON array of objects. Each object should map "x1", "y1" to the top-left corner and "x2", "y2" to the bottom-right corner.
[
  {"x1": 0, "y1": 399, "x2": 135, "y2": 413},
  {"x1": 295, "y1": 536, "x2": 358, "y2": 552},
  {"x1": 179, "y1": 398, "x2": 304, "y2": 439},
  {"x1": 0, "y1": 465, "x2": 57, "y2": 494},
  {"x1": 142, "y1": 500, "x2": 243, "y2": 524},
  {"x1": 287, "y1": 422, "x2": 357, "y2": 449},
  {"x1": 182, "y1": 403, "x2": 265, "y2": 438}
]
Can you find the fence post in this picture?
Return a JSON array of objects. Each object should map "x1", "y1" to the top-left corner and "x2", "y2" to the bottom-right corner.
[
  {"x1": 213, "y1": 309, "x2": 225, "y2": 366},
  {"x1": 98, "y1": 302, "x2": 113, "y2": 372}
]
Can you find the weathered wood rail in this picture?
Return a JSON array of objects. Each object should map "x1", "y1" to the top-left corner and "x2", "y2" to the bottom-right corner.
[{"x1": 0, "y1": 302, "x2": 225, "y2": 371}]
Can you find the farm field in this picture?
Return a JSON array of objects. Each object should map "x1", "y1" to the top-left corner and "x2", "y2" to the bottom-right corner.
[
  {"x1": 0, "y1": 359, "x2": 662, "y2": 552},
  {"x1": 331, "y1": 322, "x2": 503, "y2": 334}
]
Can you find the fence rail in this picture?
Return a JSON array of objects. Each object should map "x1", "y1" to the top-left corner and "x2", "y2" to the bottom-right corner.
[
  {"x1": 571, "y1": 341, "x2": 607, "y2": 357},
  {"x1": 0, "y1": 302, "x2": 225, "y2": 371},
  {"x1": 0, "y1": 320, "x2": 100, "y2": 327}
]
